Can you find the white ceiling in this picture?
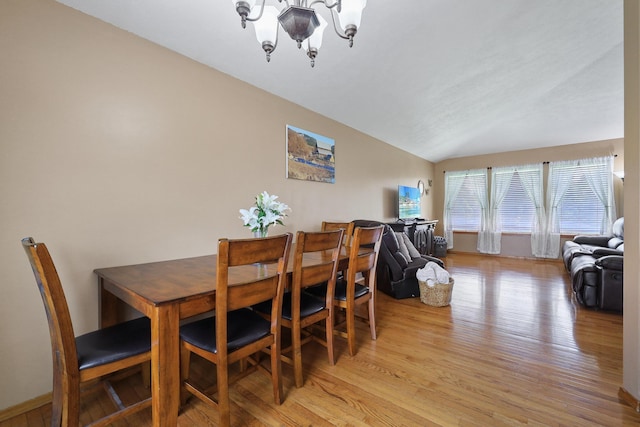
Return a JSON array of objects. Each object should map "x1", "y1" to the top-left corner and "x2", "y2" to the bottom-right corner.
[{"x1": 56, "y1": 0, "x2": 624, "y2": 163}]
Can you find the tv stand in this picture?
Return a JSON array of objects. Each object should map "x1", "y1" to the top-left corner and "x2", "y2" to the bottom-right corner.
[
  {"x1": 396, "y1": 218, "x2": 426, "y2": 224},
  {"x1": 387, "y1": 220, "x2": 438, "y2": 255}
]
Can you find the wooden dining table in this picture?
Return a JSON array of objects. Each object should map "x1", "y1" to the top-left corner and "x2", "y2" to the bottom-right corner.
[{"x1": 94, "y1": 244, "x2": 351, "y2": 427}]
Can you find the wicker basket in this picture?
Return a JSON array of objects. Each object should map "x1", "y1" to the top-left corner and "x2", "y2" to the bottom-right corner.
[{"x1": 419, "y1": 278, "x2": 454, "y2": 307}]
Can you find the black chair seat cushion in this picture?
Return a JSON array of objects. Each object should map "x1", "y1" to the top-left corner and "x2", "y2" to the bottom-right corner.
[
  {"x1": 179, "y1": 308, "x2": 270, "y2": 354},
  {"x1": 76, "y1": 316, "x2": 151, "y2": 371},
  {"x1": 253, "y1": 291, "x2": 326, "y2": 321},
  {"x1": 305, "y1": 279, "x2": 368, "y2": 301},
  {"x1": 304, "y1": 283, "x2": 327, "y2": 299},
  {"x1": 335, "y1": 279, "x2": 369, "y2": 301}
]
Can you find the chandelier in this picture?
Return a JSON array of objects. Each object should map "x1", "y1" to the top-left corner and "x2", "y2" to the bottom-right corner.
[{"x1": 230, "y1": 0, "x2": 367, "y2": 67}]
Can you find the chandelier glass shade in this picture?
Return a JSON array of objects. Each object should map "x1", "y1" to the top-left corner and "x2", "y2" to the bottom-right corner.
[{"x1": 231, "y1": 0, "x2": 367, "y2": 67}]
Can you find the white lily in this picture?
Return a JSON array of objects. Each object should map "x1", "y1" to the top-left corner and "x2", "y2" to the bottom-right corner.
[{"x1": 239, "y1": 191, "x2": 290, "y2": 236}]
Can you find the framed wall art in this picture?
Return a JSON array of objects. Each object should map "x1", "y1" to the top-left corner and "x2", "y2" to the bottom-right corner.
[{"x1": 286, "y1": 124, "x2": 335, "y2": 183}]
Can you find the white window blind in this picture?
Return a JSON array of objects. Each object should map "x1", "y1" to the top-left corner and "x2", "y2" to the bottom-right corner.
[
  {"x1": 497, "y1": 169, "x2": 539, "y2": 233},
  {"x1": 448, "y1": 172, "x2": 487, "y2": 232},
  {"x1": 549, "y1": 160, "x2": 612, "y2": 234}
]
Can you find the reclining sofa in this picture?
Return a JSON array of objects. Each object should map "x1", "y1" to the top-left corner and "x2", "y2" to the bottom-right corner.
[
  {"x1": 561, "y1": 217, "x2": 624, "y2": 312},
  {"x1": 352, "y1": 220, "x2": 444, "y2": 299}
]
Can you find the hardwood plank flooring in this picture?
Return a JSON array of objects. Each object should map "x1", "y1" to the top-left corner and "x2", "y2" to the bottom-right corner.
[{"x1": 3, "y1": 253, "x2": 637, "y2": 426}]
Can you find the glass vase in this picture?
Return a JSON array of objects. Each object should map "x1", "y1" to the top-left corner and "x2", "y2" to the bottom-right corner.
[{"x1": 253, "y1": 229, "x2": 269, "y2": 238}]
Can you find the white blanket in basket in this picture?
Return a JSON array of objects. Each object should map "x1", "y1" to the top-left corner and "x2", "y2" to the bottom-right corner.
[{"x1": 416, "y1": 262, "x2": 450, "y2": 288}]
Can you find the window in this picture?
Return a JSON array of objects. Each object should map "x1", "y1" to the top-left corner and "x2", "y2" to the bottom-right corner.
[
  {"x1": 558, "y1": 178, "x2": 605, "y2": 234},
  {"x1": 548, "y1": 160, "x2": 613, "y2": 234},
  {"x1": 496, "y1": 169, "x2": 540, "y2": 233},
  {"x1": 446, "y1": 171, "x2": 487, "y2": 232},
  {"x1": 445, "y1": 157, "x2": 614, "y2": 257}
]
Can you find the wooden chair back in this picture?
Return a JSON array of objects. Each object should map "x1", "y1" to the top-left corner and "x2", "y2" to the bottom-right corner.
[
  {"x1": 347, "y1": 225, "x2": 384, "y2": 289},
  {"x1": 292, "y1": 229, "x2": 344, "y2": 305},
  {"x1": 22, "y1": 237, "x2": 79, "y2": 403},
  {"x1": 321, "y1": 221, "x2": 355, "y2": 247},
  {"x1": 216, "y1": 233, "x2": 293, "y2": 331}
]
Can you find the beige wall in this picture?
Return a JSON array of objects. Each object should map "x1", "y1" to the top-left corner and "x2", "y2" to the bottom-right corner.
[
  {"x1": 433, "y1": 138, "x2": 624, "y2": 257},
  {"x1": 0, "y1": 0, "x2": 435, "y2": 410}
]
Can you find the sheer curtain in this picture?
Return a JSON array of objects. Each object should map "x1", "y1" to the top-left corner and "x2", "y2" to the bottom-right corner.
[
  {"x1": 517, "y1": 164, "x2": 546, "y2": 257},
  {"x1": 473, "y1": 169, "x2": 489, "y2": 253},
  {"x1": 486, "y1": 166, "x2": 515, "y2": 254},
  {"x1": 443, "y1": 170, "x2": 467, "y2": 249},
  {"x1": 470, "y1": 169, "x2": 490, "y2": 253},
  {"x1": 543, "y1": 160, "x2": 574, "y2": 258},
  {"x1": 582, "y1": 156, "x2": 616, "y2": 234}
]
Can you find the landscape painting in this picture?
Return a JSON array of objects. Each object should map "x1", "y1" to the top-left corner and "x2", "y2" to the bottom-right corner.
[{"x1": 286, "y1": 125, "x2": 335, "y2": 183}]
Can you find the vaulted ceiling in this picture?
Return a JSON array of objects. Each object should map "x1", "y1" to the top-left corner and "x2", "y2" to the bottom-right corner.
[{"x1": 56, "y1": 0, "x2": 624, "y2": 162}]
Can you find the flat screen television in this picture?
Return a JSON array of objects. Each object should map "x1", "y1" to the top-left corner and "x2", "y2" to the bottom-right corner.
[{"x1": 398, "y1": 185, "x2": 421, "y2": 220}]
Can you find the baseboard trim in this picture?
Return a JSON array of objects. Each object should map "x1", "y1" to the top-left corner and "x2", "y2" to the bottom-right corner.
[
  {"x1": 0, "y1": 393, "x2": 51, "y2": 422},
  {"x1": 619, "y1": 387, "x2": 640, "y2": 412},
  {"x1": 445, "y1": 250, "x2": 563, "y2": 263}
]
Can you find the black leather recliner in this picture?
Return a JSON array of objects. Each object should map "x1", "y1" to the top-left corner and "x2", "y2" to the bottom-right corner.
[
  {"x1": 352, "y1": 220, "x2": 444, "y2": 299},
  {"x1": 562, "y1": 217, "x2": 624, "y2": 271},
  {"x1": 562, "y1": 217, "x2": 623, "y2": 312},
  {"x1": 596, "y1": 255, "x2": 623, "y2": 311}
]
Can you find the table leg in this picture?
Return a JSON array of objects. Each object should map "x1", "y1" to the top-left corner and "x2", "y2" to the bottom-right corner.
[
  {"x1": 98, "y1": 278, "x2": 119, "y2": 328},
  {"x1": 151, "y1": 304, "x2": 180, "y2": 427}
]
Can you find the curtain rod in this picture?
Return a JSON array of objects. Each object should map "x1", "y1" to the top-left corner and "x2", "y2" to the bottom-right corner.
[{"x1": 443, "y1": 155, "x2": 618, "y2": 173}]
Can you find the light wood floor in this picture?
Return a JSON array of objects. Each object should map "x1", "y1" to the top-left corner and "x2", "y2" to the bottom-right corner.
[{"x1": 3, "y1": 253, "x2": 638, "y2": 426}]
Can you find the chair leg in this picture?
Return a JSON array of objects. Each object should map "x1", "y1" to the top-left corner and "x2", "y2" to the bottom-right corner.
[
  {"x1": 325, "y1": 310, "x2": 335, "y2": 365},
  {"x1": 292, "y1": 322, "x2": 304, "y2": 388},
  {"x1": 54, "y1": 364, "x2": 80, "y2": 427},
  {"x1": 180, "y1": 346, "x2": 191, "y2": 406},
  {"x1": 141, "y1": 360, "x2": 151, "y2": 388},
  {"x1": 216, "y1": 360, "x2": 231, "y2": 427},
  {"x1": 368, "y1": 297, "x2": 377, "y2": 340},
  {"x1": 270, "y1": 340, "x2": 284, "y2": 404},
  {"x1": 63, "y1": 377, "x2": 81, "y2": 427},
  {"x1": 51, "y1": 366, "x2": 73, "y2": 426},
  {"x1": 346, "y1": 305, "x2": 357, "y2": 356}
]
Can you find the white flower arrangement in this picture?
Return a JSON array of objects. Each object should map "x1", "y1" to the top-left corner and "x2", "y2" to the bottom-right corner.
[{"x1": 239, "y1": 191, "x2": 290, "y2": 237}]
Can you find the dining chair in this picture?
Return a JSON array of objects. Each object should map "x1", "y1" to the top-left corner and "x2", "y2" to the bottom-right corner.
[
  {"x1": 308, "y1": 225, "x2": 384, "y2": 356},
  {"x1": 336, "y1": 225, "x2": 384, "y2": 356},
  {"x1": 254, "y1": 229, "x2": 344, "y2": 388},
  {"x1": 21, "y1": 237, "x2": 152, "y2": 427},
  {"x1": 321, "y1": 220, "x2": 355, "y2": 247},
  {"x1": 321, "y1": 221, "x2": 354, "y2": 280},
  {"x1": 179, "y1": 233, "x2": 292, "y2": 427}
]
